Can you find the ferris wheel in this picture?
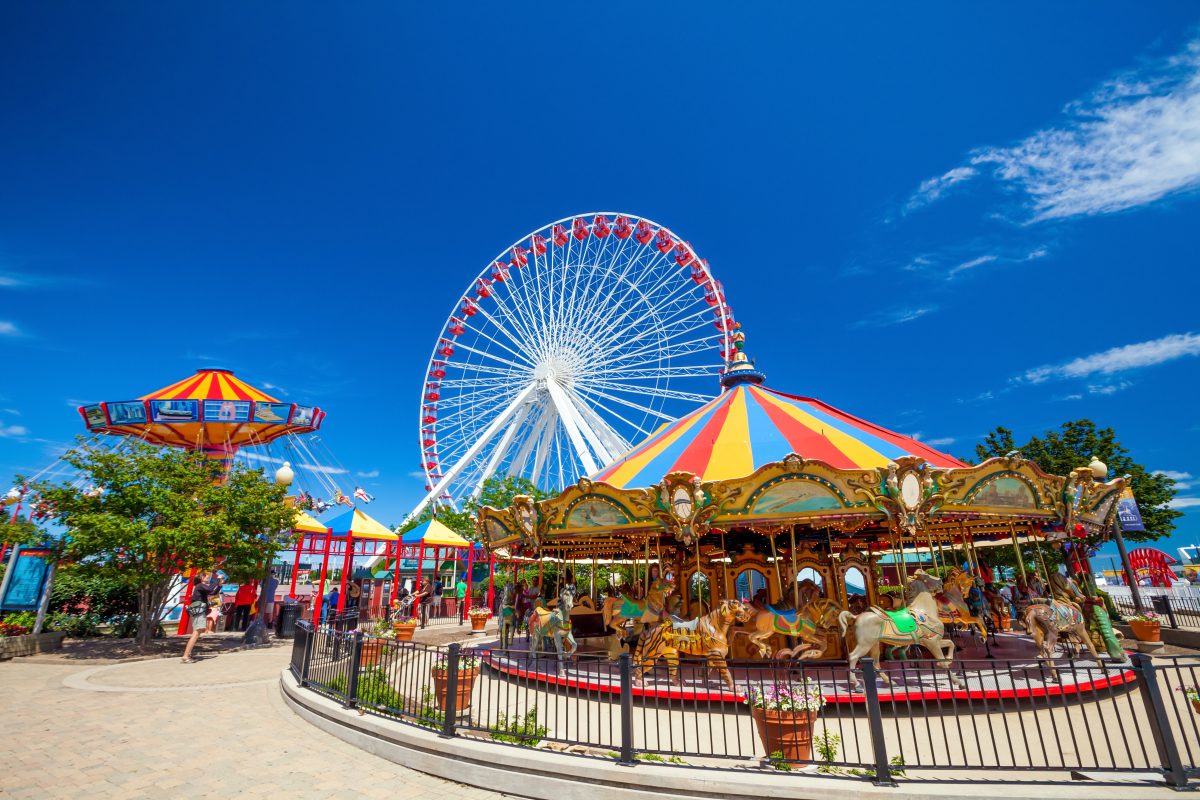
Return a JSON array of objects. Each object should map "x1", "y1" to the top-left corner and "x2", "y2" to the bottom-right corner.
[{"x1": 410, "y1": 213, "x2": 736, "y2": 520}]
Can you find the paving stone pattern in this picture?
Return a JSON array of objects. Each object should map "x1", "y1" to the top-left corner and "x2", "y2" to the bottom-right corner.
[{"x1": 0, "y1": 644, "x2": 514, "y2": 799}]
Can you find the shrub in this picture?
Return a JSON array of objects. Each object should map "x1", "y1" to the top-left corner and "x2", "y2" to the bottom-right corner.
[
  {"x1": 109, "y1": 614, "x2": 163, "y2": 639},
  {"x1": 47, "y1": 612, "x2": 102, "y2": 638},
  {"x1": 357, "y1": 668, "x2": 401, "y2": 709},
  {"x1": 3, "y1": 611, "x2": 37, "y2": 630},
  {"x1": 0, "y1": 620, "x2": 31, "y2": 637},
  {"x1": 489, "y1": 707, "x2": 547, "y2": 747},
  {"x1": 50, "y1": 570, "x2": 138, "y2": 619},
  {"x1": 415, "y1": 688, "x2": 445, "y2": 729}
]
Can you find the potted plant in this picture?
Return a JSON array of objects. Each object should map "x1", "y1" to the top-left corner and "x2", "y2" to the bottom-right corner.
[
  {"x1": 1127, "y1": 611, "x2": 1162, "y2": 642},
  {"x1": 468, "y1": 605, "x2": 490, "y2": 633},
  {"x1": 392, "y1": 617, "x2": 419, "y2": 641},
  {"x1": 431, "y1": 651, "x2": 480, "y2": 711},
  {"x1": 360, "y1": 620, "x2": 393, "y2": 667},
  {"x1": 1180, "y1": 686, "x2": 1200, "y2": 714},
  {"x1": 747, "y1": 680, "x2": 825, "y2": 766}
]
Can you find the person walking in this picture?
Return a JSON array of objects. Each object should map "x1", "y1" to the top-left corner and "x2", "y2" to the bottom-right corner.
[
  {"x1": 182, "y1": 570, "x2": 215, "y2": 664},
  {"x1": 323, "y1": 586, "x2": 340, "y2": 624},
  {"x1": 432, "y1": 575, "x2": 444, "y2": 620},
  {"x1": 455, "y1": 573, "x2": 468, "y2": 621},
  {"x1": 414, "y1": 577, "x2": 432, "y2": 628},
  {"x1": 998, "y1": 581, "x2": 1015, "y2": 620},
  {"x1": 260, "y1": 570, "x2": 279, "y2": 627},
  {"x1": 232, "y1": 581, "x2": 255, "y2": 631}
]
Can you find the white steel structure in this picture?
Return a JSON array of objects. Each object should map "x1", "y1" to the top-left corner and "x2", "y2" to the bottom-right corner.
[{"x1": 409, "y1": 213, "x2": 736, "y2": 522}]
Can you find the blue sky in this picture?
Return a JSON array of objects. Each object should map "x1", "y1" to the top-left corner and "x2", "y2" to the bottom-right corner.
[{"x1": 1, "y1": 5, "x2": 1198, "y2": 563}]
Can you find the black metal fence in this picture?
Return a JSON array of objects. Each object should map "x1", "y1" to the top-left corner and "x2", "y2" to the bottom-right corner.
[
  {"x1": 1110, "y1": 591, "x2": 1200, "y2": 630},
  {"x1": 289, "y1": 622, "x2": 1197, "y2": 787}
]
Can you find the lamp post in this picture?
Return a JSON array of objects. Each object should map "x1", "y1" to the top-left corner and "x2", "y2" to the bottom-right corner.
[
  {"x1": 1091, "y1": 456, "x2": 1143, "y2": 612},
  {"x1": 244, "y1": 462, "x2": 294, "y2": 646}
]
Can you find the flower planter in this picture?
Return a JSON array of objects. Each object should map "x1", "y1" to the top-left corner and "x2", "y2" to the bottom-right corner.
[
  {"x1": 1190, "y1": 699, "x2": 1200, "y2": 715},
  {"x1": 360, "y1": 640, "x2": 384, "y2": 667},
  {"x1": 0, "y1": 631, "x2": 65, "y2": 661},
  {"x1": 469, "y1": 614, "x2": 488, "y2": 632},
  {"x1": 392, "y1": 623, "x2": 417, "y2": 641},
  {"x1": 999, "y1": 617, "x2": 1012, "y2": 632},
  {"x1": 1129, "y1": 619, "x2": 1161, "y2": 642},
  {"x1": 432, "y1": 666, "x2": 478, "y2": 712},
  {"x1": 751, "y1": 706, "x2": 817, "y2": 766}
]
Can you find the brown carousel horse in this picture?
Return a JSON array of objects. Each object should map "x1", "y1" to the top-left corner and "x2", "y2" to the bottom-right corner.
[
  {"x1": 1021, "y1": 599, "x2": 1100, "y2": 680},
  {"x1": 743, "y1": 597, "x2": 844, "y2": 660},
  {"x1": 934, "y1": 568, "x2": 990, "y2": 640},
  {"x1": 632, "y1": 599, "x2": 753, "y2": 690},
  {"x1": 838, "y1": 573, "x2": 963, "y2": 692}
]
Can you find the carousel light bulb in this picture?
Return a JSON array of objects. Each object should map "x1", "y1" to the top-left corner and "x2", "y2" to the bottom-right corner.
[
  {"x1": 1088, "y1": 457, "x2": 1108, "y2": 480},
  {"x1": 275, "y1": 461, "x2": 295, "y2": 487}
]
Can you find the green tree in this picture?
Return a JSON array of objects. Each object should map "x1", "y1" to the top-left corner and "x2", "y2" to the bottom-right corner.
[
  {"x1": 34, "y1": 440, "x2": 296, "y2": 647},
  {"x1": 974, "y1": 420, "x2": 1180, "y2": 544},
  {"x1": 395, "y1": 475, "x2": 554, "y2": 542}
]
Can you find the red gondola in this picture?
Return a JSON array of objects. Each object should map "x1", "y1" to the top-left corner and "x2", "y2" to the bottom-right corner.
[
  {"x1": 422, "y1": 435, "x2": 436, "y2": 448},
  {"x1": 634, "y1": 220, "x2": 654, "y2": 244},
  {"x1": 437, "y1": 339, "x2": 455, "y2": 357},
  {"x1": 425, "y1": 389, "x2": 441, "y2": 402},
  {"x1": 448, "y1": 317, "x2": 466, "y2": 336},
  {"x1": 690, "y1": 259, "x2": 710, "y2": 284},
  {"x1": 552, "y1": 224, "x2": 569, "y2": 246},
  {"x1": 476, "y1": 278, "x2": 493, "y2": 298},
  {"x1": 674, "y1": 241, "x2": 695, "y2": 267},
  {"x1": 592, "y1": 214, "x2": 611, "y2": 238},
  {"x1": 654, "y1": 229, "x2": 674, "y2": 254},
  {"x1": 422, "y1": 411, "x2": 437, "y2": 425},
  {"x1": 423, "y1": 461, "x2": 438, "y2": 471},
  {"x1": 613, "y1": 215, "x2": 633, "y2": 239},
  {"x1": 572, "y1": 217, "x2": 589, "y2": 240},
  {"x1": 461, "y1": 297, "x2": 479, "y2": 317},
  {"x1": 531, "y1": 234, "x2": 548, "y2": 255},
  {"x1": 429, "y1": 362, "x2": 447, "y2": 380},
  {"x1": 511, "y1": 246, "x2": 529, "y2": 267},
  {"x1": 491, "y1": 262, "x2": 510, "y2": 282},
  {"x1": 704, "y1": 280, "x2": 724, "y2": 306}
]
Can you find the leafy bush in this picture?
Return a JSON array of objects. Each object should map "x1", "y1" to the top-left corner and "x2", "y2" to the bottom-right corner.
[
  {"x1": 47, "y1": 612, "x2": 102, "y2": 637},
  {"x1": 3, "y1": 611, "x2": 37, "y2": 630},
  {"x1": 489, "y1": 707, "x2": 547, "y2": 747},
  {"x1": 0, "y1": 620, "x2": 31, "y2": 637},
  {"x1": 415, "y1": 688, "x2": 445, "y2": 729},
  {"x1": 50, "y1": 569, "x2": 138, "y2": 619},
  {"x1": 109, "y1": 614, "x2": 164, "y2": 639},
  {"x1": 814, "y1": 731, "x2": 841, "y2": 774},
  {"x1": 357, "y1": 668, "x2": 401, "y2": 709}
]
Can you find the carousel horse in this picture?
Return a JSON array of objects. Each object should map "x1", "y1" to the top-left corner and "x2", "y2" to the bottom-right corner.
[
  {"x1": 982, "y1": 586, "x2": 1009, "y2": 629},
  {"x1": 632, "y1": 599, "x2": 753, "y2": 690},
  {"x1": 1047, "y1": 572, "x2": 1124, "y2": 660},
  {"x1": 1021, "y1": 600, "x2": 1100, "y2": 680},
  {"x1": 838, "y1": 573, "x2": 963, "y2": 692},
  {"x1": 497, "y1": 583, "x2": 518, "y2": 650},
  {"x1": 527, "y1": 585, "x2": 578, "y2": 676},
  {"x1": 744, "y1": 597, "x2": 844, "y2": 660},
  {"x1": 600, "y1": 578, "x2": 674, "y2": 660},
  {"x1": 936, "y1": 568, "x2": 990, "y2": 640}
]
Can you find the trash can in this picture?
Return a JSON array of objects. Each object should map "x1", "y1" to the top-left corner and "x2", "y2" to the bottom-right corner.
[{"x1": 277, "y1": 602, "x2": 301, "y2": 639}]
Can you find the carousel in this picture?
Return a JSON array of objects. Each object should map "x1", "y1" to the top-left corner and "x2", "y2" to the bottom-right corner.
[{"x1": 477, "y1": 329, "x2": 1134, "y2": 702}]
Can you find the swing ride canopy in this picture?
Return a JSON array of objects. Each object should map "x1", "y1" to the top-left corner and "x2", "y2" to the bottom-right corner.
[
  {"x1": 324, "y1": 507, "x2": 398, "y2": 541},
  {"x1": 401, "y1": 518, "x2": 471, "y2": 548},
  {"x1": 293, "y1": 510, "x2": 331, "y2": 534},
  {"x1": 78, "y1": 367, "x2": 324, "y2": 453},
  {"x1": 478, "y1": 332, "x2": 1127, "y2": 560}
]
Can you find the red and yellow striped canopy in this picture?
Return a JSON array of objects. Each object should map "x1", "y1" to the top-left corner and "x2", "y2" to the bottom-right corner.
[
  {"x1": 78, "y1": 368, "x2": 323, "y2": 453},
  {"x1": 593, "y1": 383, "x2": 966, "y2": 489}
]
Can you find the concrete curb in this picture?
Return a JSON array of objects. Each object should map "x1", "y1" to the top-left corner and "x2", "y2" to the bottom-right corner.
[{"x1": 278, "y1": 669, "x2": 1173, "y2": 800}]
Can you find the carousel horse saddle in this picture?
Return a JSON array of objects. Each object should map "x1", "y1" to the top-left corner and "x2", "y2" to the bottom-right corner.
[
  {"x1": 767, "y1": 603, "x2": 800, "y2": 624},
  {"x1": 668, "y1": 615, "x2": 700, "y2": 631},
  {"x1": 880, "y1": 608, "x2": 917, "y2": 634},
  {"x1": 619, "y1": 596, "x2": 646, "y2": 618}
]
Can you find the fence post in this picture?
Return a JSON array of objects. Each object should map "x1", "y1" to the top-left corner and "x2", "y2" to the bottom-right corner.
[
  {"x1": 441, "y1": 644, "x2": 460, "y2": 738},
  {"x1": 861, "y1": 658, "x2": 897, "y2": 787},
  {"x1": 1154, "y1": 595, "x2": 1179, "y2": 630},
  {"x1": 1132, "y1": 653, "x2": 1187, "y2": 788},
  {"x1": 344, "y1": 630, "x2": 363, "y2": 709},
  {"x1": 300, "y1": 624, "x2": 314, "y2": 687},
  {"x1": 618, "y1": 653, "x2": 635, "y2": 766}
]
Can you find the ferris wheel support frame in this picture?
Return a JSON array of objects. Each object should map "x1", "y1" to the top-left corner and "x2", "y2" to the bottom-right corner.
[
  {"x1": 405, "y1": 382, "x2": 537, "y2": 524},
  {"x1": 543, "y1": 378, "x2": 602, "y2": 475},
  {"x1": 468, "y1": 401, "x2": 531, "y2": 501}
]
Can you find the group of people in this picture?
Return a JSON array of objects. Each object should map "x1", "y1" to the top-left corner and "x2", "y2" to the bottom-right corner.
[
  {"x1": 382, "y1": 573, "x2": 470, "y2": 627},
  {"x1": 181, "y1": 569, "x2": 280, "y2": 663}
]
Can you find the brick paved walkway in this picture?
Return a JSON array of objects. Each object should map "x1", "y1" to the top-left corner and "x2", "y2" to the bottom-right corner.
[{"x1": 0, "y1": 643, "x2": 513, "y2": 799}]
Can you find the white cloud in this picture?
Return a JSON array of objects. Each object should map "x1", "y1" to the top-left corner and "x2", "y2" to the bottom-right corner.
[
  {"x1": 1157, "y1": 470, "x2": 1194, "y2": 481},
  {"x1": 971, "y1": 38, "x2": 1200, "y2": 221},
  {"x1": 0, "y1": 321, "x2": 19, "y2": 336},
  {"x1": 1055, "y1": 393, "x2": 1084, "y2": 401},
  {"x1": 923, "y1": 436, "x2": 957, "y2": 447},
  {"x1": 1169, "y1": 497, "x2": 1200, "y2": 509},
  {"x1": 907, "y1": 432, "x2": 924, "y2": 441},
  {"x1": 1, "y1": 408, "x2": 18, "y2": 415},
  {"x1": 947, "y1": 254, "x2": 998, "y2": 277},
  {"x1": 853, "y1": 306, "x2": 937, "y2": 328},
  {"x1": 240, "y1": 451, "x2": 284, "y2": 465},
  {"x1": 407, "y1": 470, "x2": 428, "y2": 480},
  {"x1": 1024, "y1": 333, "x2": 1200, "y2": 383},
  {"x1": 262, "y1": 382, "x2": 288, "y2": 396},
  {"x1": 1087, "y1": 380, "x2": 1134, "y2": 396},
  {"x1": 356, "y1": 469, "x2": 380, "y2": 478},
  {"x1": 299, "y1": 463, "x2": 348, "y2": 476},
  {"x1": 905, "y1": 166, "x2": 978, "y2": 212},
  {"x1": 0, "y1": 423, "x2": 28, "y2": 438}
]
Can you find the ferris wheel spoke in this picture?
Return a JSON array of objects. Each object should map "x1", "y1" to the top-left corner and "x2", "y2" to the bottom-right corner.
[
  {"x1": 590, "y1": 309, "x2": 722, "y2": 371},
  {"x1": 579, "y1": 378, "x2": 715, "y2": 405},
  {"x1": 570, "y1": 383, "x2": 679, "y2": 423},
  {"x1": 566, "y1": 388, "x2": 658, "y2": 440}
]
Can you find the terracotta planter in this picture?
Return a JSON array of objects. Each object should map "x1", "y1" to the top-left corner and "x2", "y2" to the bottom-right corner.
[
  {"x1": 360, "y1": 640, "x2": 384, "y2": 667},
  {"x1": 999, "y1": 617, "x2": 1012, "y2": 632},
  {"x1": 1190, "y1": 699, "x2": 1200, "y2": 715},
  {"x1": 470, "y1": 614, "x2": 488, "y2": 632},
  {"x1": 432, "y1": 667, "x2": 478, "y2": 711},
  {"x1": 751, "y1": 706, "x2": 817, "y2": 766},
  {"x1": 392, "y1": 623, "x2": 417, "y2": 641},
  {"x1": 1129, "y1": 619, "x2": 1161, "y2": 642}
]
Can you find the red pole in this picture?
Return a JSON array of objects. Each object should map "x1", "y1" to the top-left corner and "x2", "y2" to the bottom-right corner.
[
  {"x1": 337, "y1": 535, "x2": 352, "y2": 613},
  {"x1": 176, "y1": 569, "x2": 198, "y2": 635},
  {"x1": 415, "y1": 541, "x2": 426, "y2": 589},
  {"x1": 390, "y1": 541, "x2": 400, "y2": 604},
  {"x1": 487, "y1": 551, "x2": 496, "y2": 609},
  {"x1": 288, "y1": 534, "x2": 303, "y2": 599},
  {"x1": 465, "y1": 545, "x2": 474, "y2": 613},
  {"x1": 313, "y1": 531, "x2": 333, "y2": 624}
]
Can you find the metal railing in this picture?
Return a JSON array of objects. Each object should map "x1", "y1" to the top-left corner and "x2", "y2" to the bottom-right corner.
[
  {"x1": 289, "y1": 623, "x2": 1197, "y2": 787},
  {"x1": 1110, "y1": 591, "x2": 1200, "y2": 630}
]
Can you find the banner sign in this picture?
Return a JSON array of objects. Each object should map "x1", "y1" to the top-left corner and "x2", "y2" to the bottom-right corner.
[
  {"x1": 0, "y1": 546, "x2": 53, "y2": 610},
  {"x1": 1117, "y1": 487, "x2": 1145, "y2": 533}
]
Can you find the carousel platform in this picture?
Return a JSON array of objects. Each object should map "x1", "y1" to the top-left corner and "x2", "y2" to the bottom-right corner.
[{"x1": 479, "y1": 632, "x2": 1137, "y2": 705}]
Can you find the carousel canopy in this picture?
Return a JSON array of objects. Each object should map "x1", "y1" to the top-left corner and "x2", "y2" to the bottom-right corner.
[
  {"x1": 593, "y1": 382, "x2": 966, "y2": 490},
  {"x1": 77, "y1": 367, "x2": 324, "y2": 451},
  {"x1": 324, "y1": 507, "x2": 397, "y2": 541},
  {"x1": 401, "y1": 518, "x2": 471, "y2": 548}
]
